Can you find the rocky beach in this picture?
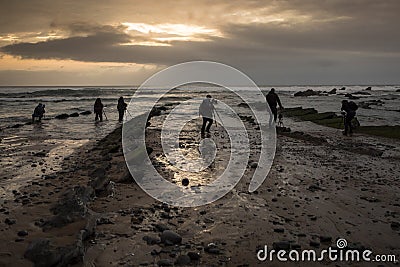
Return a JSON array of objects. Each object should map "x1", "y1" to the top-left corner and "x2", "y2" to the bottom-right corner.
[{"x1": 0, "y1": 99, "x2": 399, "y2": 267}]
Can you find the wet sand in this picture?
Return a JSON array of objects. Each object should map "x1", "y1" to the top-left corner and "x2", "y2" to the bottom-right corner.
[{"x1": 0, "y1": 107, "x2": 399, "y2": 267}]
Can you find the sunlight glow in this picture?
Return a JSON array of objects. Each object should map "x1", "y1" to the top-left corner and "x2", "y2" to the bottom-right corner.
[{"x1": 121, "y1": 22, "x2": 222, "y2": 44}]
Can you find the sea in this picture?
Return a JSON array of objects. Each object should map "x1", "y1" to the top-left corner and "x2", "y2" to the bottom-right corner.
[{"x1": 0, "y1": 85, "x2": 399, "y2": 198}]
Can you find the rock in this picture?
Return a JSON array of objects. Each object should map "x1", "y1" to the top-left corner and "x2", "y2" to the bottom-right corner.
[
  {"x1": 390, "y1": 222, "x2": 400, "y2": 230},
  {"x1": 204, "y1": 243, "x2": 220, "y2": 254},
  {"x1": 344, "y1": 93, "x2": 360, "y2": 100},
  {"x1": 182, "y1": 178, "x2": 189, "y2": 186},
  {"x1": 55, "y1": 114, "x2": 70, "y2": 119},
  {"x1": 175, "y1": 255, "x2": 191, "y2": 265},
  {"x1": 5, "y1": 218, "x2": 16, "y2": 225},
  {"x1": 358, "y1": 100, "x2": 384, "y2": 109},
  {"x1": 365, "y1": 86, "x2": 372, "y2": 90},
  {"x1": 353, "y1": 91, "x2": 371, "y2": 95},
  {"x1": 310, "y1": 240, "x2": 320, "y2": 248},
  {"x1": 360, "y1": 196, "x2": 380, "y2": 203},
  {"x1": 328, "y1": 88, "x2": 337, "y2": 94},
  {"x1": 153, "y1": 223, "x2": 170, "y2": 232},
  {"x1": 69, "y1": 112, "x2": 79, "y2": 117},
  {"x1": 96, "y1": 217, "x2": 114, "y2": 225},
  {"x1": 149, "y1": 107, "x2": 162, "y2": 117},
  {"x1": 160, "y1": 230, "x2": 182, "y2": 245},
  {"x1": 319, "y1": 236, "x2": 332, "y2": 243},
  {"x1": 273, "y1": 228, "x2": 284, "y2": 233},
  {"x1": 308, "y1": 184, "x2": 322, "y2": 192},
  {"x1": 90, "y1": 168, "x2": 109, "y2": 194},
  {"x1": 272, "y1": 241, "x2": 290, "y2": 250},
  {"x1": 339, "y1": 87, "x2": 346, "y2": 90},
  {"x1": 187, "y1": 251, "x2": 201, "y2": 261},
  {"x1": 276, "y1": 126, "x2": 291, "y2": 133},
  {"x1": 43, "y1": 186, "x2": 94, "y2": 229},
  {"x1": 143, "y1": 235, "x2": 161, "y2": 245},
  {"x1": 34, "y1": 151, "x2": 47, "y2": 157},
  {"x1": 294, "y1": 89, "x2": 321, "y2": 97},
  {"x1": 10, "y1": 124, "x2": 24, "y2": 129},
  {"x1": 238, "y1": 102, "x2": 250, "y2": 108},
  {"x1": 80, "y1": 111, "x2": 92, "y2": 115},
  {"x1": 249, "y1": 162, "x2": 258, "y2": 168},
  {"x1": 18, "y1": 230, "x2": 29, "y2": 237},
  {"x1": 396, "y1": 89, "x2": 400, "y2": 92},
  {"x1": 24, "y1": 239, "x2": 61, "y2": 267},
  {"x1": 157, "y1": 259, "x2": 173, "y2": 266}
]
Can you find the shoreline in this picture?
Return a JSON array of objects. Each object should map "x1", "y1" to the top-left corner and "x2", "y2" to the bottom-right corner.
[{"x1": 0, "y1": 104, "x2": 399, "y2": 266}]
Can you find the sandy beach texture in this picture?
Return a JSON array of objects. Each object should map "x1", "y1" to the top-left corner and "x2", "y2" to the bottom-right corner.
[{"x1": 0, "y1": 103, "x2": 399, "y2": 267}]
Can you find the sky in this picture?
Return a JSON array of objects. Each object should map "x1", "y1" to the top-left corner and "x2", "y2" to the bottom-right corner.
[{"x1": 0, "y1": 0, "x2": 399, "y2": 86}]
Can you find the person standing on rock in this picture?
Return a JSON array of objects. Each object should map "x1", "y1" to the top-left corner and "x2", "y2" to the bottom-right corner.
[
  {"x1": 117, "y1": 96, "x2": 127, "y2": 123},
  {"x1": 341, "y1": 100, "x2": 358, "y2": 136},
  {"x1": 94, "y1": 98, "x2": 104, "y2": 122},
  {"x1": 266, "y1": 88, "x2": 284, "y2": 125},
  {"x1": 199, "y1": 95, "x2": 216, "y2": 136}
]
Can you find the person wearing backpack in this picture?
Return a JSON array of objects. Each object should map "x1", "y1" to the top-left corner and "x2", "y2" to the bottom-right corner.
[
  {"x1": 117, "y1": 96, "x2": 127, "y2": 122},
  {"x1": 199, "y1": 95, "x2": 216, "y2": 136},
  {"x1": 341, "y1": 100, "x2": 358, "y2": 136},
  {"x1": 32, "y1": 103, "x2": 45, "y2": 123}
]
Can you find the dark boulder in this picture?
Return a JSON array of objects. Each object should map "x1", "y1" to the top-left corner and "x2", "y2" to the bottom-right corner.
[
  {"x1": 55, "y1": 114, "x2": 70, "y2": 119},
  {"x1": 294, "y1": 89, "x2": 321, "y2": 97},
  {"x1": 328, "y1": 88, "x2": 337, "y2": 94},
  {"x1": 160, "y1": 230, "x2": 182, "y2": 245},
  {"x1": 80, "y1": 111, "x2": 92, "y2": 115},
  {"x1": 69, "y1": 112, "x2": 79, "y2": 117}
]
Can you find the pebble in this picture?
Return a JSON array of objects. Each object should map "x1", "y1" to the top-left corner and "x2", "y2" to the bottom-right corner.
[
  {"x1": 5, "y1": 218, "x2": 16, "y2": 225},
  {"x1": 17, "y1": 230, "x2": 28, "y2": 237},
  {"x1": 187, "y1": 251, "x2": 201, "y2": 261},
  {"x1": 182, "y1": 178, "x2": 189, "y2": 186},
  {"x1": 205, "y1": 243, "x2": 220, "y2": 254}
]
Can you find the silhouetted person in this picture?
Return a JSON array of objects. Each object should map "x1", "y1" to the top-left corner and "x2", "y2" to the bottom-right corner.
[
  {"x1": 266, "y1": 88, "x2": 284, "y2": 124},
  {"x1": 94, "y1": 98, "x2": 104, "y2": 122},
  {"x1": 32, "y1": 103, "x2": 45, "y2": 122},
  {"x1": 341, "y1": 100, "x2": 358, "y2": 136},
  {"x1": 117, "y1": 96, "x2": 127, "y2": 122},
  {"x1": 199, "y1": 95, "x2": 216, "y2": 136}
]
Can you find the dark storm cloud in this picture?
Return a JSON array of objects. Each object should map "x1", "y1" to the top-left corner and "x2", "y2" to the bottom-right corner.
[
  {"x1": 1, "y1": 0, "x2": 400, "y2": 84},
  {"x1": 2, "y1": 18, "x2": 400, "y2": 66}
]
